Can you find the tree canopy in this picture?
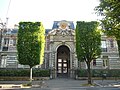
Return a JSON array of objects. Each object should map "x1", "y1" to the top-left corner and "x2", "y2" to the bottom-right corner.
[
  {"x1": 17, "y1": 22, "x2": 45, "y2": 68},
  {"x1": 95, "y1": 0, "x2": 120, "y2": 55},
  {"x1": 76, "y1": 21, "x2": 101, "y2": 62},
  {"x1": 76, "y1": 21, "x2": 101, "y2": 84},
  {"x1": 95, "y1": 0, "x2": 120, "y2": 38}
]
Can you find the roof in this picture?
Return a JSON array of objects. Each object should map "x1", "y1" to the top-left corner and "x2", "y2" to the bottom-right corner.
[
  {"x1": 52, "y1": 20, "x2": 75, "y2": 30},
  {"x1": 45, "y1": 29, "x2": 51, "y2": 35},
  {"x1": 3, "y1": 28, "x2": 18, "y2": 35}
]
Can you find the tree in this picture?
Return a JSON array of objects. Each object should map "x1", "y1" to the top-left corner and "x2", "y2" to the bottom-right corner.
[
  {"x1": 95, "y1": 0, "x2": 120, "y2": 55},
  {"x1": 76, "y1": 21, "x2": 101, "y2": 84},
  {"x1": 17, "y1": 22, "x2": 45, "y2": 83}
]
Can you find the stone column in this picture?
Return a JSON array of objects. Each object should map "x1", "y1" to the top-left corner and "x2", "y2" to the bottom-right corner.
[{"x1": 49, "y1": 40, "x2": 54, "y2": 79}]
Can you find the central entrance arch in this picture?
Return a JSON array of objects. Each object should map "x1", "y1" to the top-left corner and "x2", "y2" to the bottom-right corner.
[{"x1": 57, "y1": 45, "x2": 70, "y2": 77}]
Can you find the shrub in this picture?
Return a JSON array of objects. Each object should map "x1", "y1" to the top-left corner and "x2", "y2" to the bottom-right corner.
[
  {"x1": 77, "y1": 69, "x2": 120, "y2": 77},
  {"x1": 0, "y1": 68, "x2": 50, "y2": 77},
  {"x1": 77, "y1": 69, "x2": 87, "y2": 77}
]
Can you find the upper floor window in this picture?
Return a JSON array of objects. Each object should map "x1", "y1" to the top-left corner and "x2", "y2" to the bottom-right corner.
[
  {"x1": 9, "y1": 39, "x2": 16, "y2": 46},
  {"x1": 9, "y1": 39, "x2": 13, "y2": 45},
  {"x1": 2, "y1": 46, "x2": 8, "y2": 51},
  {"x1": 4, "y1": 38, "x2": 9, "y2": 46},
  {"x1": 13, "y1": 39, "x2": 16, "y2": 46},
  {"x1": 109, "y1": 39, "x2": 114, "y2": 48},
  {"x1": 101, "y1": 40, "x2": 107, "y2": 52}
]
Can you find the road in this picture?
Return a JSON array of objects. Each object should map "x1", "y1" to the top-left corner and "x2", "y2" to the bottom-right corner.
[
  {"x1": 1, "y1": 78, "x2": 120, "y2": 90},
  {"x1": 19, "y1": 87, "x2": 120, "y2": 90}
]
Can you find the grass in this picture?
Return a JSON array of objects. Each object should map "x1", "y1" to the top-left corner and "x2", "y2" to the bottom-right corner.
[{"x1": 22, "y1": 82, "x2": 32, "y2": 86}]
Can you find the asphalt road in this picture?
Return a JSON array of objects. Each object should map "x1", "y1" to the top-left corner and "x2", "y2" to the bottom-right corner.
[
  {"x1": 1, "y1": 78, "x2": 120, "y2": 90},
  {"x1": 19, "y1": 87, "x2": 120, "y2": 90}
]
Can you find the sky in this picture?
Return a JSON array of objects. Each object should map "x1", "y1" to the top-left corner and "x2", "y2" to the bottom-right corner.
[{"x1": 0, "y1": 0, "x2": 100, "y2": 29}]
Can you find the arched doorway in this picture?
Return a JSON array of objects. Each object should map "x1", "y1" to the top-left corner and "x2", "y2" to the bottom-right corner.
[{"x1": 57, "y1": 45, "x2": 70, "y2": 77}]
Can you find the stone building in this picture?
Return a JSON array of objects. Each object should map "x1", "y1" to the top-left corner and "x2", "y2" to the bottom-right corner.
[{"x1": 0, "y1": 20, "x2": 120, "y2": 78}]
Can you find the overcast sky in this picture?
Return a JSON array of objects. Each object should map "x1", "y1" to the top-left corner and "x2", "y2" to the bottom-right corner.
[{"x1": 0, "y1": 0, "x2": 100, "y2": 29}]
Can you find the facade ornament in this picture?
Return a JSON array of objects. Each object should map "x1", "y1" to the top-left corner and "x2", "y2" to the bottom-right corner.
[{"x1": 49, "y1": 21, "x2": 75, "y2": 36}]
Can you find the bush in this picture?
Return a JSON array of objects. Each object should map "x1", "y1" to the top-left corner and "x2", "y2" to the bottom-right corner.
[
  {"x1": 0, "y1": 68, "x2": 50, "y2": 77},
  {"x1": 77, "y1": 69, "x2": 87, "y2": 77},
  {"x1": 77, "y1": 69, "x2": 120, "y2": 77},
  {"x1": 33, "y1": 69, "x2": 50, "y2": 77}
]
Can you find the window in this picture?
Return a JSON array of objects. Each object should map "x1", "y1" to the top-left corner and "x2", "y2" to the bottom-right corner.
[
  {"x1": 9, "y1": 39, "x2": 16, "y2": 46},
  {"x1": 4, "y1": 38, "x2": 9, "y2": 46},
  {"x1": 13, "y1": 39, "x2": 16, "y2": 46},
  {"x1": 93, "y1": 59, "x2": 96, "y2": 66},
  {"x1": 1, "y1": 55, "x2": 7, "y2": 68},
  {"x1": 2, "y1": 47, "x2": 8, "y2": 51},
  {"x1": 109, "y1": 39, "x2": 114, "y2": 48},
  {"x1": 101, "y1": 40, "x2": 107, "y2": 52},
  {"x1": 103, "y1": 56, "x2": 109, "y2": 68},
  {"x1": 58, "y1": 59, "x2": 62, "y2": 62},
  {"x1": 9, "y1": 39, "x2": 13, "y2": 46}
]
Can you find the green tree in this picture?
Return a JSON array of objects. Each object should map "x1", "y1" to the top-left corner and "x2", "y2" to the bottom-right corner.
[
  {"x1": 95, "y1": 0, "x2": 120, "y2": 55},
  {"x1": 76, "y1": 21, "x2": 101, "y2": 84},
  {"x1": 17, "y1": 22, "x2": 45, "y2": 83}
]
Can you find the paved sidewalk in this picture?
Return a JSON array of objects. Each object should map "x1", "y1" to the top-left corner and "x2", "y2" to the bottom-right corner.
[
  {"x1": 0, "y1": 78, "x2": 87, "y2": 89},
  {"x1": 45, "y1": 78, "x2": 120, "y2": 88},
  {"x1": 94, "y1": 80, "x2": 120, "y2": 87},
  {"x1": 45, "y1": 78, "x2": 87, "y2": 88}
]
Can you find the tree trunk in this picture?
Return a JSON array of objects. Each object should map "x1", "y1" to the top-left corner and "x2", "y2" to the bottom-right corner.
[
  {"x1": 117, "y1": 40, "x2": 120, "y2": 57},
  {"x1": 30, "y1": 67, "x2": 33, "y2": 83},
  {"x1": 86, "y1": 61, "x2": 92, "y2": 84}
]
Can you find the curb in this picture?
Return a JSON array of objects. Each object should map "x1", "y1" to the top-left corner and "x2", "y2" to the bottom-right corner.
[{"x1": 0, "y1": 84, "x2": 31, "y2": 89}]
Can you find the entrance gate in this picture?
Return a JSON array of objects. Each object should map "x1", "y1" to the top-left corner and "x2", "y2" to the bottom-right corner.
[{"x1": 57, "y1": 45, "x2": 70, "y2": 77}]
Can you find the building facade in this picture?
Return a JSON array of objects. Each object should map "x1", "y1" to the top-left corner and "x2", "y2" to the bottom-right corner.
[{"x1": 0, "y1": 20, "x2": 120, "y2": 78}]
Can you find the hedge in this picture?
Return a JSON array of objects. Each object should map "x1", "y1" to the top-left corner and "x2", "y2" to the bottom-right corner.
[
  {"x1": 77, "y1": 69, "x2": 120, "y2": 77},
  {"x1": 1, "y1": 68, "x2": 120, "y2": 77},
  {"x1": 0, "y1": 69, "x2": 50, "y2": 77}
]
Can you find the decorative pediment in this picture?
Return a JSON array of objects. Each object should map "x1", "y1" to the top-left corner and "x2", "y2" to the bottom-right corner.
[
  {"x1": 49, "y1": 21, "x2": 75, "y2": 36},
  {"x1": 58, "y1": 21, "x2": 70, "y2": 30},
  {"x1": 49, "y1": 28, "x2": 75, "y2": 36}
]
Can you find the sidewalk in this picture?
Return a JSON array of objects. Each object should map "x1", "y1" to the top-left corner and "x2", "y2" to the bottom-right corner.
[
  {"x1": 45, "y1": 78, "x2": 120, "y2": 88},
  {"x1": 94, "y1": 80, "x2": 120, "y2": 87},
  {"x1": 45, "y1": 78, "x2": 87, "y2": 88},
  {"x1": 0, "y1": 78, "x2": 86, "y2": 89}
]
